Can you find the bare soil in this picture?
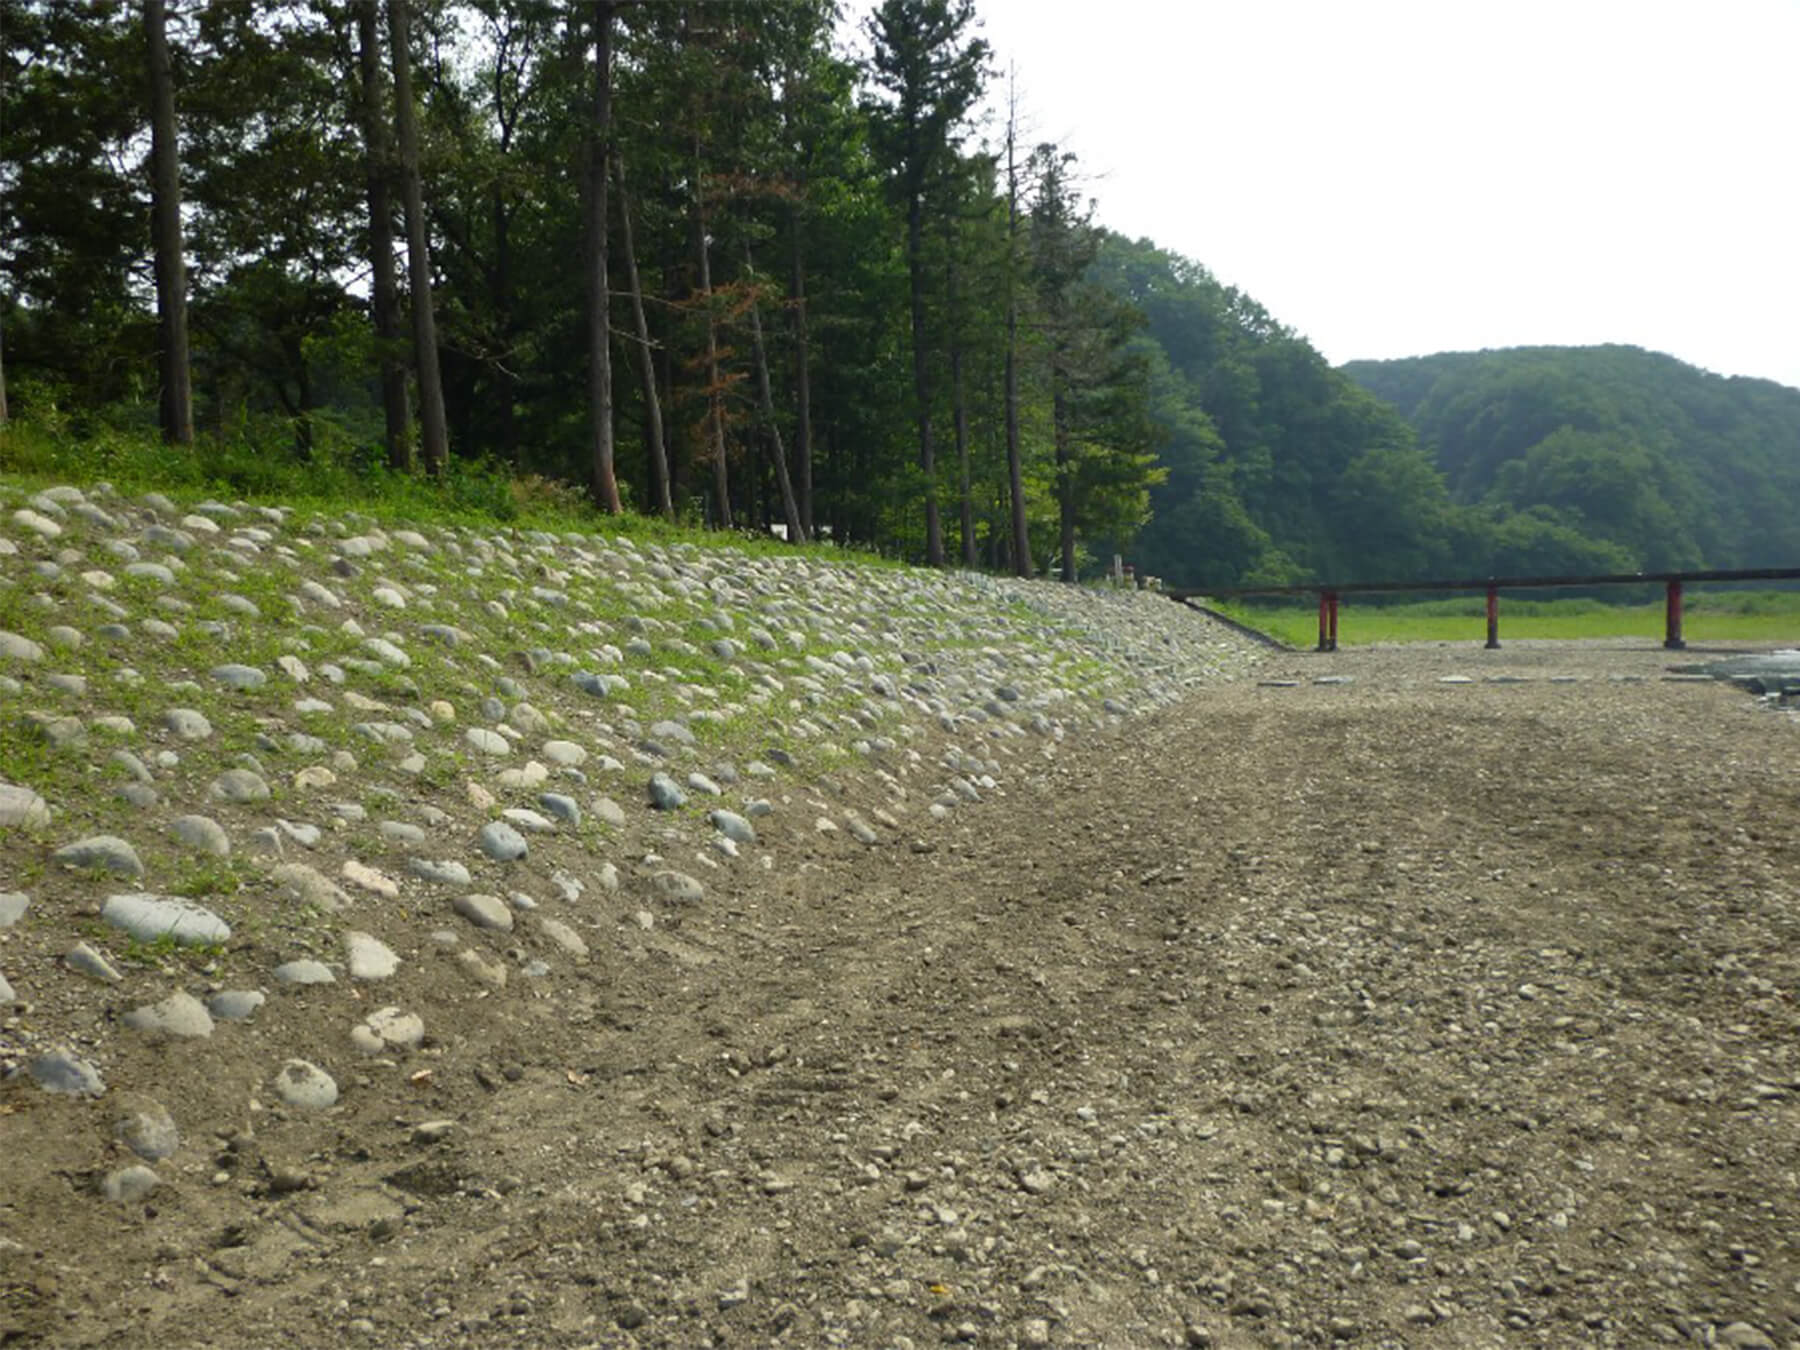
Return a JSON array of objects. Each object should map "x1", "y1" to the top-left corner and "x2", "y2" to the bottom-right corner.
[{"x1": 5, "y1": 640, "x2": 1799, "y2": 1349}]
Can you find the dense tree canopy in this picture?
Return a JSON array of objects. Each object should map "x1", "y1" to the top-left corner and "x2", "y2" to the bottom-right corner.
[{"x1": 5, "y1": 2, "x2": 1794, "y2": 588}]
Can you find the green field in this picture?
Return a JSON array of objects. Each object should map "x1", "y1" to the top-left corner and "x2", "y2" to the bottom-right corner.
[{"x1": 1214, "y1": 592, "x2": 1800, "y2": 649}]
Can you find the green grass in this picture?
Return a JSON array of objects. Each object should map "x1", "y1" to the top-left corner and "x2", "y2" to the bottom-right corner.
[
  {"x1": 0, "y1": 412, "x2": 905, "y2": 569},
  {"x1": 1215, "y1": 592, "x2": 1800, "y2": 648}
]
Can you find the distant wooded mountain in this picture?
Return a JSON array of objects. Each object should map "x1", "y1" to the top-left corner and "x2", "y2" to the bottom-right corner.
[{"x1": 1341, "y1": 346, "x2": 1800, "y2": 574}]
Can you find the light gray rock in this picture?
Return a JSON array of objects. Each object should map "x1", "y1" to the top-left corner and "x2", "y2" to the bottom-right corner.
[
  {"x1": 542, "y1": 739, "x2": 587, "y2": 766},
  {"x1": 123, "y1": 990, "x2": 214, "y2": 1039},
  {"x1": 406, "y1": 857, "x2": 471, "y2": 886},
  {"x1": 102, "y1": 1165, "x2": 161, "y2": 1203},
  {"x1": 101, "y1": 894, "x2": 231, "y2": 945},
  {"x1": 66, "y1": 942, "x2": 123, "y2": 982},
  {"x1": 110, "y1": 749, "x2": 153, "y2": 783},
  {"x1": 452, "y1": 893, "x2": 514, "y2": 932},
  {"x1": 345, "y1": 930, "x2": 400, "y2": 979},
  {"x1": 500, "y1": 807, "x2": 555, "y2": 833},
  {"x1": 363, "y1": 636, "x2": 410, "y2": 667},
  {"x1": 211, "y1": 663, "x2": 267, "y2": 690},
  {"x1": 208, "y1": 989, "x2": 265, "y2": 1021},
  {"x1": 475, "y1": 821, "x2": 528, "y2": 861},
  {"x1": 708, "y1": 809, "x2": 757, "y2": 845},
  {"x1": 272, "y1": 862, "x2": 348, "y2": 911},
  {"x1": 591, "y1": 796, "x2": 626, "y2": 828},
  {"x1": 650, "y1": 870, "x2": 705, "y2": 904},
  {"x1": 536, "y1": 916, "x2": 589, "y2": 959},
  {"x1": 686, "y1": 772, "x2": 723, "y2": 797},
  {"x1": 273, "y1": 959, "x2": 335, "y2": 986},
  {"x1": 0, "y1": 630, "x2": 47, "y2": 663},
  {"x1": 169, "y1": 814, "x2": 230, "y2": 857},
  {"x1": 273, "y1": 1059, "x2": 338, "y2": 1110},
  {"x1": 0, "y1": 891, "x2": 29, "y2": 926},
  {"x1": 648, "y1": 773, "x2": 686, "y2": 810},
  {"x1": 0, "y1": 784, "x2": 51, "y2": 828},
  {"x1": 351, "y1": 1006, "x2": 424, "y2": 1054},
  {"x1": 210, "y1": 768, "x2": 271, "y2": 803},
  {"x1": 276, "y1": 819, "x2": 322, "y2": 847},
  {"x1": 649, "y1": 718, "x2": 697, "y2": 746},
  {"x1": 113, "y1": 1098, "x2": 179, "y2": 1160},
  {"x1": 0, "y1": 969, "x2": 13, "y2": 1004},
  {"x1": 378, "y1": 819, "x2": 427, "y2": 847},
  {"x1": 54, "y1": 835, "x2": 144, "y2": 877},
  {"x1": 465, "y1": 727, "x2": 509, "y2": 755},
  {"x1": 538, "y1": 794, "x2": 581, "y2": 826},
  {"x1": 161, "y1": 708, "x2": 213, "y2": 739},
  {"x1": 29, "y1": 1050, "x2": 105, "y2": 1096}
]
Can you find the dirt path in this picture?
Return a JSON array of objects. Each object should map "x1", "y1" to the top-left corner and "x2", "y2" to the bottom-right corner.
[{"x1": 10, "y1": 642, "x2": 1800, "y2": 1349}]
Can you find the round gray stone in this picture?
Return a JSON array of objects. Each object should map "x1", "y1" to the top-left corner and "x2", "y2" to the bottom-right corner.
[
  {"x1": 475, "y1": 821, "x2": 528, "y2": 862},
  {"x1": 208, "y1": 989, "x2": 265, "y2": 1021},
  {"x1": 210, "y1": 768, "x2": 271, "y2": 803},
  {"x1": 345, "y1": 931, "x2": 400, "y2": 979},
  {"x1": 169, "y1": 814, "x2": 230, "y2": 857},
  {"x1": 0, "y1": 630, "x2": 46, "y2": 663},
  {"x1": 122, "y1": 990, "x2": 215, "y2": 1039},
  {"x1": 101, "y1": 894, "x2": 231, "y2": 945},
  {"x1": 29, "y1": 1050, "x2": 105, "y2": 1097},
  {"x1": 273, "y1": 959, "x2": 335, "y2": 986},
  {"x1": 102, "y1": 1165, "x2": 161, "y2": 1203},
  {"x1": 54, "y1": 835, "x2": 144, "y2": 877},
  {"x1": 648, "y1": 773, "x2": 686, "y2": 811},
  {"x1": 273, "y1": 1059, "x2": 338, "y2": 1110},
  {"x1": 351, "y1": 1005, "x2": 424, "y2": 1053},
  {"x1": 452, "y1": 893, "x2": 514, "y2": 932},
  {"x1": 538, "y1": 793, "x2": 581, "y2": 826},
  {"x1": 114, "y1": 1099, "x2": 180, "y2": 1160},
  {"x1": 406, "y1": 857, "x2": 471, "y2": 886},
  {"x1": 0, "y1": 784, "x2": 51, "y2": 828},
  {"x1": 708, "y1": 809, "x2": 757, "y2": 845},
  {"x1": 650, "y1": 870, "x2": 705, "y2": 904},
  {"x1": 211, "y1": 663, "x2": 267, "y2": 690},
  {"x1": 542, "y1": 739, "x2": 587, "y2": 767},
  {"x1": 464, "y1": 727, "x2": 509, "y2": 756},
  {"x1": 161, "y1": 708, "x2": 213, "y2": 739}
]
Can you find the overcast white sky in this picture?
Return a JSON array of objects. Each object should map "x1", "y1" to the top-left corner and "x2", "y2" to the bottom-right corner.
[{"x1": 882, "y1": 0, "x2": 1800, "y2": 389}]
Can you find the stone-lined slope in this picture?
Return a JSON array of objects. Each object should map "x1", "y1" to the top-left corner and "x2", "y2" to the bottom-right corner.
[{"x1": 0, "y1": 481, "x2": 1260, "y2": 1273}]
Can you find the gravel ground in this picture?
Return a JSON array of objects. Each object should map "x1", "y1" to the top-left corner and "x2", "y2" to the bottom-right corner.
[{"x1": 6, "y1": 634, "x2": 1800, "y2": 1349}]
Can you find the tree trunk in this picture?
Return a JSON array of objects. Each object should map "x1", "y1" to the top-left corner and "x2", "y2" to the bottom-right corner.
[
  {"x1": 491, "y1": 185, "x2": 517, "y2": 463},
  {"x1": 694, "y1": 154, "x2": 731, "y2": 529},
  {"x1": 614, "y1": 151, "x2": 671, "y2": 519},
  {"x1": 1054, "y1": 375, "x2": 1075, "y2": 582},
  {"x1": 1004, "y1": 76, "x2": 1032, "y2": 578},
  {"x1": 943, "y1": 209, "x2": 975, "y2": 567},
  {"x1": 584, "y1": 0, "x2": 620, "y2": 512},
  {"x1": 744, "y1": 248, "x2": 805, "y2": 544},
  {"x1": 388, "y1": 0, "x2": 448, "y2": 476},
  {"x1": 145, "y1": 0, "x2": 193, "y2": 446},
  {"x1": 355, "y1": 0, "x2": 410, "y2": 471},
  {"x1": 906, "y1": 192, "x2": 942, "y2": 565},
  {"x1": 788, "y1": 211, "x2": 814, "y2": 538}
]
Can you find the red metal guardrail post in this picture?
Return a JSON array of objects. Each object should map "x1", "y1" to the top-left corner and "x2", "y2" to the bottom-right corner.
[
  {"x1": 1327, "y1": 590, "x2": 1339, "y2": 651},
  {"x1": 1485, "y1": 584, "x2": 1500, "y2": 649},
  {"x1": 1664, "y1": 579, "x2": 1685, "y2": 650},
  {"x1": 1316, "y1": 592, "x2": 1331, "y2": 651}
]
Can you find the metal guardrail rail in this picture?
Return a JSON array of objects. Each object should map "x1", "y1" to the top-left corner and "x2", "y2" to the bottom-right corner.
[{"x1": 1165, "y1": 567, "x2": 1800, "y2": 651}]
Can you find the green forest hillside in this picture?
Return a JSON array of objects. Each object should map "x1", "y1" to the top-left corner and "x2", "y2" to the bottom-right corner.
[{"x1": 1342, "y1": 346, "x2": 1800, "y2": 574}]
